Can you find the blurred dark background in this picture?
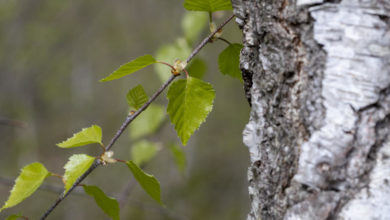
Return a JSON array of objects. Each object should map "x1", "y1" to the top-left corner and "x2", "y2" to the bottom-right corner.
[{"x1": 0, "y1": 0, "x2": 250, "y2": 219}]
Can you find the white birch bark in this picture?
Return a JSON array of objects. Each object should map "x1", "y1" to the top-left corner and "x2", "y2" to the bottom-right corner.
[{"x1": 232, "y1": 0, "x2": 390, "y2": 219}]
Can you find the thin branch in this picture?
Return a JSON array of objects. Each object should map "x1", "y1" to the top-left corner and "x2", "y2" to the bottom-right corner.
[
  {"x1": 0, "y1": 118, "x2": 26, "y2": 128},
  {"x1": 39, "y1": 161, "x2": 100, "y2": 220},
  {"x1": 1, "y1": 176, "x2": 180, "y2": 220},
  {"x1": 105, "y1": 74, "x2": 176, "y2": 152},
  {"x1": 157, "y1": 61, "x2": 175, "y2": 70},
  {"x1": 186, "y1": 14, "x2": 234, "y2": 64},
  {"x1": 118, "y1": 180, "x2": 135, "y2": 209},
  {"x1": 39, "y1": 14, "x2": 235, "y2": 220},
  {"x1": 40, "y1": 76, "x2": 177, "y2": 220}
]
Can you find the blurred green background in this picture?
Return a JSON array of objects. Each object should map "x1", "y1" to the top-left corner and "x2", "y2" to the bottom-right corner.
[{"x1": 0, "y1": 0, "x2": 250, "y2": 219}]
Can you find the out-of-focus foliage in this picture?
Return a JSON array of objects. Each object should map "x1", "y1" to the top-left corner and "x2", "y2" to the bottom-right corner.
[
  {"x1": 5, "y1": 214, "x2": 24, "y2": 220},
  {"x1": 0, "y1": 0, "x2": 249, "y2": 219},
  {"x1": 181, "y1": 12, "x2": 208, "y2": 44},
  {"x1": 131, "y1": 140, "x2": 158, "y2": 166},
  {"x1": 129, "y1": 104, "x2": 165, "y2": 139},
  {"x1": 169, "y1": 144, "x2": 187, "y2": 173}
]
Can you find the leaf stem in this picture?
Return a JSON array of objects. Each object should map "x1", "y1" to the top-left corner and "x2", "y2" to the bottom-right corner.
[
  {"x1": 183, "y1": 68, "x2": 189, "y2": 78},
  {"x1": 39, "y1": 14, "x2": 235, "y2": 220},
  {"x1": 50, "y1": 173, "x2": 63, "y2": 179},
  {"x1": 157, "y1": 61, "x2": 175, "y2": 70},
  {"x1": 99, "y1": 143, "x2": 106, "y2": 152},
  {"x1": 115, "y1": 158, "x2": 128, "y2": 164},
  {"x1": 217, "y1": 37, "x2": 232, "y2": 45}
]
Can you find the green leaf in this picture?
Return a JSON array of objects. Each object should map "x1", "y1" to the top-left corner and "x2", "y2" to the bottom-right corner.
[
  {"x1": 64, "y1": 154, "x2": 95, "y2": 193},
  {"x1": 126, "y1": 161, "x2": 162, "y2": 205},
  {"x1": 129, "y1": 104, "x2": 165, "y2": 139},
  {"x1": 6, "y1": 214, "x2": 23, "y2": 220},
  {"x1": 181, "y1": 11, "x2": 208, "y2": 44},
  {"x1": 187, "y1": 58, "x2": 207, "y2": 79},
  {"x1": 184, "y1": 0, "x2": 232, "y2": 12},
  {"x1": 169, "y1": 144, "x2": 187, "y2": 173},
  {"x1": 83, "y1": 185, "x2": 120, "y2": 220},
  {"x1": 218, "y1": 43, "x2": 243, "y2": 80},
  {"x1": 127, "y1": 85, "x2": 148, "y2": 110},
  {"x1": 57, "y1": 125, "x2": 103, "y2": 148},
  {"x1": 131, "y1": 140, "x2": 158, "y2": 166},
  {"x1": 167, "y1": 77, "x2": 215, "y2": 145},
  {"x1": 1, "y1": 162, "x2": 50, "y2": 212},
  {"x1": 100, "y1": 55, "x2": 156, "y2": 82},
  {"x1": 154, "y1": 38, "x2": 191, "y2": 82}
]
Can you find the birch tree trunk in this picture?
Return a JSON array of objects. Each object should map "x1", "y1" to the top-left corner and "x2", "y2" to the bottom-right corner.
[{"x1": 231, "y1": 0, "x2": 390, "y2": 219}]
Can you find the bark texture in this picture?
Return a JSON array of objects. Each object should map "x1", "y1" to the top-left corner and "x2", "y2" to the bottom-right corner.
[{"x1": 232, "y1": 0, "x2": 390, "y2": 219}]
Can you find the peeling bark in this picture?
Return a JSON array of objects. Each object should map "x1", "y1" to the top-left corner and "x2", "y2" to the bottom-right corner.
[{"x1": 232, "y1": 0, "x2": 390, "y2": 219}]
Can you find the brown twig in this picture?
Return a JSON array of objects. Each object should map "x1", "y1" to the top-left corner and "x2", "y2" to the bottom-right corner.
[
  {"x1": 0, "y1": 118, "x2": 26, "y2": 128},
  {"x1": 186, "y1": 14, "x2": 234, "y2": 63},
  {"x1": 39, "y1": 14, "x2": 234, "y2": 220},
  {"x1": 118, "y1": 180, "x2": 136, "y2": 209}
]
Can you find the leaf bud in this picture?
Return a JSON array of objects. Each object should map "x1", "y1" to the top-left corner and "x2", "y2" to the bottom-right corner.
[{"x1": 101, "y1": 151, "x2": 117, "y2": 165}]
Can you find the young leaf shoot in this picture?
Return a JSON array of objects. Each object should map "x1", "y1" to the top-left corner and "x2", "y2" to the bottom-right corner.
[
  {"x1": 218, "y1": 43, "x2": 243, "y2": 80},
  {"x1": 83, "y1": 185, "x2": 120, "y2": 220},
  {"x1": 63, "y1": 154, "x2": 95, "y2": 192},
  {"x1": 167, "y1": 77, "x2": 215, "y2": 145},
  {"x1": 126, "y1": 161, "x2": 163, "y2": 205},
  {"x1": 57, "y1": 125, "x2": 103, "y2": 148},
  {"x1": 0, "y1": 163, "x2": 50, "y2": 212},
  {"x1": 127, "y1": 85, "x2": 149, "y2": 110},
  {"x1": 100, "y1": 55, "x2": 157, "y2": 82}
]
